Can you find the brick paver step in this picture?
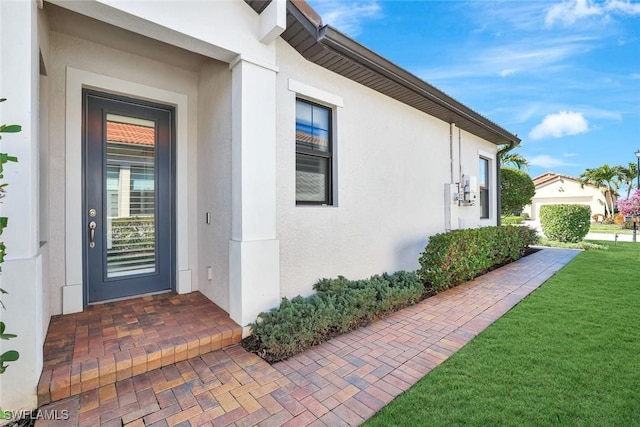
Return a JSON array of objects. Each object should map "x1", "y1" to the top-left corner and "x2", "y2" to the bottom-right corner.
[{"x1": 37, "y1": 292, "x2": 242, "y2": 406}]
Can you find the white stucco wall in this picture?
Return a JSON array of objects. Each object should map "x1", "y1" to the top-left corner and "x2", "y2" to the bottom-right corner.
[
  {"x1": 523, "y1": 178, "x2": 606, "y2": 220},
  {"x1": 0, "y1": 0, "x2": 43, "y2": 412},
  {"x1": 275, "y1": 39, "x2": 497, "y2": 299},
  {"x1": 49, "y1": 0, "x2": 273, "y2": 65},
  {"x1": 197, "y1": 60, "x2": 233, "y2": 312}
]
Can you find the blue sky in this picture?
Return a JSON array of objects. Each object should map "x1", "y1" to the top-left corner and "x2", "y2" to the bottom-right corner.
[{"x1": 305, "y1": 0, "x2": 640, "y2": 181}]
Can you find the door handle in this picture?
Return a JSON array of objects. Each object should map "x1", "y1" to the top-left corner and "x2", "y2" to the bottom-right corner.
[{"x1": 89, "y1": 221, "x2": 97, "y2": 248}]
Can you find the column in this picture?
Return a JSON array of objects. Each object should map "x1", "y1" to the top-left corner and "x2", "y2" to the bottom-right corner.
[
  {"x1": 0, "y1": 0, "x2": 43, "y2": 410},
  {"x1": 228, "y1": 57, "x2": 280, "y2": 329}
]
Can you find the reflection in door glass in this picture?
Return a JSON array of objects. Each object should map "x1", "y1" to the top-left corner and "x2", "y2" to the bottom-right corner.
[{"x1": 105, "y1": 114, "x2": 156, "y2": 278}]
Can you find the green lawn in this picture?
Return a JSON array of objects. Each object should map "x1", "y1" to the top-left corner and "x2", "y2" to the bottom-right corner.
[
  {"x1": 589, "y1": 223, "x2": 634, "y2": 235},
  {"x1": 365, "y1": 242, "x2": 640, "y2": 426}
]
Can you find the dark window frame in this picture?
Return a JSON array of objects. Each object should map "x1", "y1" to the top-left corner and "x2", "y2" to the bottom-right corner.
[{"x1": 295, "y1": 98, "x2": 333, "y2": 206}]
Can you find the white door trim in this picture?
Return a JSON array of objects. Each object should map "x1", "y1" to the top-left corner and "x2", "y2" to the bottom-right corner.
[{"x1": 63, "y1": 66, "x2": 191, "y2": 313}]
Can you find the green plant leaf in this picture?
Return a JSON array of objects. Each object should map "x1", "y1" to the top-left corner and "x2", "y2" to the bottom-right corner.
[
  {"x1": 0, "y1": 351, "x2": 19, "y2": 362},
  {"x1": 0, "y1": 125, "x2": 21, "y2": 133}
]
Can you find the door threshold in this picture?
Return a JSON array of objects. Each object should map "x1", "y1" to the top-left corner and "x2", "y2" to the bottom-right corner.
[{"x1": 88, "y1": 289, "x2": 172, "y2": 306}]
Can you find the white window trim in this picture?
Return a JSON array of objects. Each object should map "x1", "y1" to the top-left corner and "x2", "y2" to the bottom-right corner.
[
  {"x1": 478, "y1": 149, "x2": 496, "y2": 223},
  {"x1": 288, "y1": 79, "x2": 343, "y2": 108}
]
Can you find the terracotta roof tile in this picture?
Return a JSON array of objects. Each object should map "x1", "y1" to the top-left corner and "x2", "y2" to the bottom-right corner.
[{"x1": 107, "y1": 121, "x2": 155, "y2": 146}]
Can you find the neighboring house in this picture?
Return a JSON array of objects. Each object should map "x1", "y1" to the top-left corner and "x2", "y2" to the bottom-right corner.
[
  {"x1": 523, "y1": 172, "x2": 612, "y2": 220},
  {"x1": 0, "y1": 0, "x2": 520, "y2": 409}
]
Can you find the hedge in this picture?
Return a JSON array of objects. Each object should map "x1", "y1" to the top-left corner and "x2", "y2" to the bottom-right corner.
[
  {"x1": 244, "y1": 226, "x2": 538, "y2": 363},
  {"x1": 418, "y1": 226, "x2": 538, "y2": 293},
  {"x1": 244, "y1": 271, "x2": 424, "y2": 363},
  {"x1": 540, "y1": 204, "x2": 590, "y2": 243}
]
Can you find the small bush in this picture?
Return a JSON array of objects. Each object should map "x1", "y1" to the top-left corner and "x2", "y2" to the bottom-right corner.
[
  {"x1": 501, "y1": 168, "x2": 536, "y2": 215},
  {"x1": 245, "y1": 271, "x2": 424, "y2": 362},
  {"x1": 418, "y1": 226, "x2": 538, "y2": 293},
  {"x1": 501, "y1": 215, "x2": 523, "y2": 225},
  {"x1": 540, "y1": 204, "x2": 591, "y2": 243}
]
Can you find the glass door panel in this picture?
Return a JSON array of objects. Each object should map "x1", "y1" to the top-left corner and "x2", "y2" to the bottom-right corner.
[{"x1": 105, "y1": 114, "x2": 157, "y2": 278}]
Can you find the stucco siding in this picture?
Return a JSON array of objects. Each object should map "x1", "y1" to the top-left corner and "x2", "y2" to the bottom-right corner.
[
  {"x1": 196, "y1": 60, "x2": 233, "y2": 312},
  {"x1": 275, "y1": 38, "x2": 497, "y2": 299}
]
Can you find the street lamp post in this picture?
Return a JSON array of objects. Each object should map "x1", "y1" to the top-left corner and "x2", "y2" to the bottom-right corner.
[
  {"x1": 636, "y1": 150, "x2": 640, "y2": 188},
  {"x1": 634, "y1": 150, "x2": 640, "y2": 243}
]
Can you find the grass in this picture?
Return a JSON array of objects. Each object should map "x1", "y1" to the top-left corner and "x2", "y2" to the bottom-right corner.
[
  {"x1": 536, "y1": 237, "x2": 608, "y2": 250},
  {"x1": 365, "y1": 241, "x2": 640, "y2": 426},
  {"x1": 500, "y1": 215, "x2": 524, "y2": 225},
  {"x1": 590, "y1": 223, "x2": 634, "y2": 235}
]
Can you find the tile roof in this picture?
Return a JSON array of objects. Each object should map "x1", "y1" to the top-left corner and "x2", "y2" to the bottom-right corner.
[{"x1": 106, "y1": 121, "x2": 155, "y2": 146}]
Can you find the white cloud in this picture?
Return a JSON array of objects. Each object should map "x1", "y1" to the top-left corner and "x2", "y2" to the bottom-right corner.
[
  {"x1": 545, "y1": 0, "x2": 640, "y2": 27},
  {"x1": 606, "y1": 0, "x2": 640, "y2": 15},
  {"x1": 529, "y1": 154, "x2": 574, "y2": 168},
  {"x1": 529, "y1": 111, "x2": 589, "y2": 140},
  {"x1": 500, "y1": 68, "x2": 517, "y2": 77},
  {"x1": 311, "y1": 0, "x2": 381, "y2": 36},
  {"x1": 545, "y1": 0, "x2": 602, "y2": 27},
  {"x1": 420, "y1": 35, "x2": 596, "y2": 81}
]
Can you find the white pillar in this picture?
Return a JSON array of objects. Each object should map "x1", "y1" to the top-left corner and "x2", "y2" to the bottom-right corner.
[
  {"x1": 228, "y1": 57, "x2": 280, "y2": 329},
  {"x1": 0, "y1": 0, "x2": 43, "y2": 411}
]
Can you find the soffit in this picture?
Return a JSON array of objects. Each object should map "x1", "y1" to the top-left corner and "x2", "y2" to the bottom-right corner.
[
  {"x1": 246, "y1": 0, "x2": 520, "y2": 146},
  {"x1": 45, "y1": 2, "x2": 209, "y2": 73}
]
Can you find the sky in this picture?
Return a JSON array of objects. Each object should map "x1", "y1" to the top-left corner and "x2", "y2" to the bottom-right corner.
[{"x1": 305, "y1": 0, "x2": 640, "y2": 184}]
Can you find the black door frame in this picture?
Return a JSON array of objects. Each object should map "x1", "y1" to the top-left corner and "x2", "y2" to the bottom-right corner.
[{"x1": 82, "y1": 89, "x2": 176, "y2": 305}]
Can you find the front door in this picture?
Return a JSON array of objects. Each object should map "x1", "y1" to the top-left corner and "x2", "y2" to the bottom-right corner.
[{"x1": 83, "y1": 90, "x2": 175, "y2": 303}]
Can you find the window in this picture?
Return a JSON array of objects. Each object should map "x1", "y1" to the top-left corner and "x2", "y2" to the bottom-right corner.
[
  {"x1": 296, "y1": 98, "x2": 332, "y2": 205},
  {"x1": 479, "y1": 157, "x2": 490, "y2": 219}
]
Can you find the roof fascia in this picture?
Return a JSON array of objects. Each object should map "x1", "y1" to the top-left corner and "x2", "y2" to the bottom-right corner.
[
  {"x1": 319, "y1": 27, "x2": 519, "y2": 145},
  {"x1": 284, "y1": 1, "x2": 520, "y2": 146}
]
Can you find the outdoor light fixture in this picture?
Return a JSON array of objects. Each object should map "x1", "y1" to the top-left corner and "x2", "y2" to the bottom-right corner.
[
  {"x1": 633, "y1": 149, "x2": 640, "y2": 243},
  {"x1": 635, "y1": 149, "x2": 640, "y2": 188}
]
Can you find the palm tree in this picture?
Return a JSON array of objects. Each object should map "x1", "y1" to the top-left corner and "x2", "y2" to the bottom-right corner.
[
  {"x1": 617, "y1": 162, "x2": 638, "y2": 198},
  {"x1": 579, "y1": 164, "x2": 621, "y2": 217},
  {"x1": 498, "y1": 144, "x2": 529, "y2": 170},
  {"x1": 500, "y1": 152, "x2": 529, "y2": 170}
]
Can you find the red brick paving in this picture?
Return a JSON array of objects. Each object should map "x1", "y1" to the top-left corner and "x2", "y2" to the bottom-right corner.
[
  {"x1": 38, "y1": 292, "x2": 242, "y2": 406},
  {"x1": 37, "y1": 248, "x2": 578, "y2": 426}
]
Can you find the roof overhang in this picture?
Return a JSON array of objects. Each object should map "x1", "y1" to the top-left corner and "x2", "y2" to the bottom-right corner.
[{"x1": 246, "y1": 0, "x2": 520, "y2": 146}]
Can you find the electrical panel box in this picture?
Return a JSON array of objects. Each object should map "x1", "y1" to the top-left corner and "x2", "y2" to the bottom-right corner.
[{"x1": 459, "y1": 175, "x2": 477, "y2": 205}]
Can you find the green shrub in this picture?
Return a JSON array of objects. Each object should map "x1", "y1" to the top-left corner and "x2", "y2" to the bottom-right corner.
[
  {"x1": 501, "y1": 215, "x2": 523, "y2": 225},
  {"x1": 245, "y1": 271, "x2": 424, "y2": 362},
  {"x1": 501, "y1": 168, "x2": 536, "y2": 215},
  {"x1": 418, "y1": 226, "x2": 538, "y2": 293},
  {"x1": 540, "y1": 204, "x2": 591, "y2": 243},
  {"x1": 110, "y1": 216, "x2": 154, "y2": 250}
]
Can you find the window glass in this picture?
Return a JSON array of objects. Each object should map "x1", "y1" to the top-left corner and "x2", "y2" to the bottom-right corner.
[
  {"x1": 296, "y1": 99, "x2": 330, "y2": 153},
  {"x1": 480, "y1": 157, "x2": 489, "y2": 219},
  {"x1": 295, "y1": 99, "x2": 332, "y2": 204}
]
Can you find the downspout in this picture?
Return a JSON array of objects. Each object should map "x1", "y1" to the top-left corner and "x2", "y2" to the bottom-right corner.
[
  {"x1": 496, "y1": 140, "x2": 517, "y2": 226},
  {"x1": 449, "y1": 123, "x2": 455, "y2": 183}
]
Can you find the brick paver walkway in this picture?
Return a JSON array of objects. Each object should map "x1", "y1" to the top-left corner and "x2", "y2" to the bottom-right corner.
[
  {"x1": 37, "y1": 248, "x2": 579, "y2": 427},
  {"x1": 38, "y1": 293, "x2": 242, "y2": 406}
]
